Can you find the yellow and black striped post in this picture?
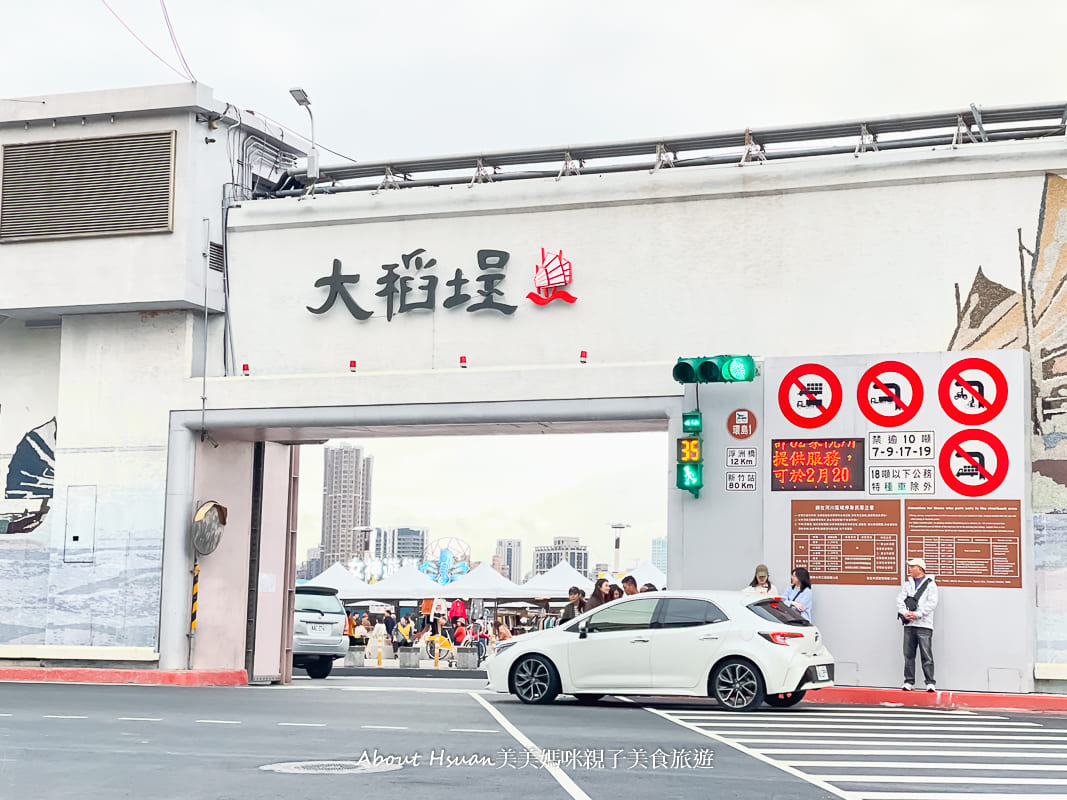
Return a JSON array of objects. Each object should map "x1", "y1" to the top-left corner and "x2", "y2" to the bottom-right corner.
[{"x1": 187, "y1": 560, "x2": 199, "y2": 669}]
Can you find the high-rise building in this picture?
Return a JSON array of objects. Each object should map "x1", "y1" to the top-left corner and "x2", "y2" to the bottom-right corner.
[
  {"x1": 651, "y1": 537, "x2": 668, "y2": 575},
  {"x1": 533, "y1": 536, "x2": 588, "y2": 576},
  {"x1": 495, "y1": 538, "x2": 523, "y2": 581},
  {"x1": 304, "y1": 545, "x2": 323, "y2": 580},
  {"x1": 320, "y1": 443, "x2": 374, "y2": 567},
  {"x1": 491, "y1": 554, "x2": 508, "y2": 578},
  {"x1": 374, "y1": 526, "x2": 427, "y2": 561}
]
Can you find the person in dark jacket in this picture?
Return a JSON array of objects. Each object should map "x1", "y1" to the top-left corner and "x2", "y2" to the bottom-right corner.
[
  {"x1": 560, "y1": 586, "x2": 586, "y2": 622},
  {"x1": 585, "y1": 578, "x2": 611, "y2": 610}
]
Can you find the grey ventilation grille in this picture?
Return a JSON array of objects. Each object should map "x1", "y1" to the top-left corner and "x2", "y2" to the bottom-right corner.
[
  {"x1": 0, "y1": 131, "x2": 175, "y2": 242},
  {"x1": 209, "y1": 241, "x2": 224, "y2": 271}
]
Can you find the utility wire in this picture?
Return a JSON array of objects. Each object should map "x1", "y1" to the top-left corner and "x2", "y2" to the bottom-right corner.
[
  {"x1": 100, "y1": 0, "x2": 191, "y2": 83},
  {"x1": 160, "y1": 0, "x2": 196, "y2": 82}
]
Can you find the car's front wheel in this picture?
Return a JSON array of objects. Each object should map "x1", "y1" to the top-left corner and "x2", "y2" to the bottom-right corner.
[
  {"x1": 512, "y1": 655, "x2": 560, "y2": 704},
  {"x1": 710, "y1": 658, "x2": 765, "y2": 711},
  {"x1": 764, "y1": 690, "x2": 806, "y2": 707},
  {"x1": 305, "y1": 657, "x2": 333, "y2": 679}
]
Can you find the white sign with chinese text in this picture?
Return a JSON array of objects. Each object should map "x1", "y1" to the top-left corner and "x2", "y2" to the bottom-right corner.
[
  {"x1": 867, "y1": 430, "x2": 935, "y2": 461},
  {"x1": 726, "y1": 471, "x2": 757, "y2": 491},
  {"x1": 726, "y1": 447, "x2": 757, "y2": 467},
  {"x1": 868, "y1": 466, "x2": 935, "y2": 495}
]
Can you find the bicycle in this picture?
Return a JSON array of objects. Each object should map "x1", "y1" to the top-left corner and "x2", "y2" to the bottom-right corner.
[{"x1": 423, "y1": 632, "x2": 456, "y2": 664}]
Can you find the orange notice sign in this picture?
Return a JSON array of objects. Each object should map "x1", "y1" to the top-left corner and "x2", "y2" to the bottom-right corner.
[
  {"x1": 791, "y1": 500, "x2": 902, "y2": 585},
  {"x1": 903, "y1": 499, "x2": 1022, "y2": 588}
]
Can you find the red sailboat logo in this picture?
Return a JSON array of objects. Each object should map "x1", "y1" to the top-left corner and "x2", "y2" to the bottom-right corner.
[{"x1": 527, "y1": 248, "x2": 578, "y2": 305}]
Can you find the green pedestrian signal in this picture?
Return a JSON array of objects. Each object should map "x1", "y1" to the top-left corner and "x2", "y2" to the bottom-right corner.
[
  {"x1": 682, "y1": 410, "x2": 703, "y2": 434},
  {"x1": 676, "y1": 462, "x2": 703, "y2": 497}
]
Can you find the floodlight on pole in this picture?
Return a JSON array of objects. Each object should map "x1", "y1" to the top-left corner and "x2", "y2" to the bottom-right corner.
[
  {"x1": 289, "y1": 86, "x2": 319, "y2": 182},
  {"x1": 608, "y1": 523, "x2": 630, "y2": 574}
]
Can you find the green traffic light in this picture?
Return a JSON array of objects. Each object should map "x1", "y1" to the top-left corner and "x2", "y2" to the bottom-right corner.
[
  {"x1": 672, "y1": 355, "x2": 757, "y2": 383},
  {"x1": 676, "y1": 462, "x2": 703, "y2": 496},
  {"x1": 682, "y1": 411, "x2": 703, "y2": 433},
  {"x1": 721, "y1": 355, "x2": 756, "y2": 382}
]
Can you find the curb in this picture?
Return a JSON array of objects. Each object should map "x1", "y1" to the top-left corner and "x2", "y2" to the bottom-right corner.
[
  {"x1": 0, "y1": 668, "x2": 248, "y2": 687},
  {"x1": 808, "y1": 686, "x2": 1067, "y2": 713}
]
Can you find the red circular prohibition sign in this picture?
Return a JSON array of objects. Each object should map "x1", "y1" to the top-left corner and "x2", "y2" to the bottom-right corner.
[
  {"x1": 858, "y1": 360, "x2": 924, "y2": 427},
  {"x1": 778, "y1": 363, "x2": 843, "y2": 429},
  {"x1": 939, "y1": 428, "x2": 1009, "y2": 497},
  {"x1": 938, "y1": 357, "x2": 1008, "y2": 426}
]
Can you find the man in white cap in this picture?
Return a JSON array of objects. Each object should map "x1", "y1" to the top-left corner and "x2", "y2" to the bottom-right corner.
[{"x1": 896, "y1": 557, "x2": 939, "y2": 691}]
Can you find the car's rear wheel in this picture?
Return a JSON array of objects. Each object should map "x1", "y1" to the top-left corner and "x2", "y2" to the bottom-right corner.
[
  {"x1": 512, "y1": 655, "x2": 560, "y2": 704},
  {"x1": 305, "y1": 657, "x2": 333, "y2": 679},
  {"x1": 764, "y1": 690, "x2": 806, "y2": 707},
  {"x1": 710, "y1": 658, "x2": 765, "y2": 711},
  {"x1": 574, "y1": 694, "x2": 604, "y2": 704}
]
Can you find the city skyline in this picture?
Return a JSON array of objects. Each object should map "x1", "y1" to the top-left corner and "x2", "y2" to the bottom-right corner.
[{"x1": 296, "y1": 432, "x2": 667, "y2": 574}]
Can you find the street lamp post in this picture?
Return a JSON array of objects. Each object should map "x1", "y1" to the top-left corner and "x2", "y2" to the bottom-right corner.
[
  {"x1": 608, "y1": 523, "x2": 630, "y2": 575},
  {"x1": 288, "y1": 87, "x2": 319, "y2": 182}
]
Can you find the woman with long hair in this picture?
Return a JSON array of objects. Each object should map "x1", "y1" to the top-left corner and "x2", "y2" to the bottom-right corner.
[
  {"x1": 559, "y1": 586, "x2": 586, "y2": 622},
  {"x1": 609, "y1": 584, "x2": 624, "y2": 601},
  {"x1": 786, "y1": 567, "x2": 813, "y2": 621},
  {"x1": 742, "y1": 564, "x2": 778, "y2": 596},
  {"x1": 585, "y1": 578, "x2": 612, "y2": 610}
]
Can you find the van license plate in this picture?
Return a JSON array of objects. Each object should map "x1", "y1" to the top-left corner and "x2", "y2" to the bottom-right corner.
[
  {"x1": 815, "y1": 665, "x2": 829, "y2": 681},
  {"x1": 309, "y1": 623, "x2": 330, "y2": 635}
]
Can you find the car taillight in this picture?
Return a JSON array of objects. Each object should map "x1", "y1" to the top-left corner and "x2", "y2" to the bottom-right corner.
[{"x1": 760, "y1": 631, "x2": 804, "y2": 645}]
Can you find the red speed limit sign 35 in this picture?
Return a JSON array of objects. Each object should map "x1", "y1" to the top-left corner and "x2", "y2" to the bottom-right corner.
[
  {"x1": 939, "y1": 429, "x2": 1009, "y2": 497},
  {"x1": 778, "y1": 364, "x2": 842, "y2": 429},
  {"x1": 858, "y1": 360, "x2": 924, "y2": 427},
  {"x1": 938, "y1": 357, "x2": 1008, "y2": 425}
]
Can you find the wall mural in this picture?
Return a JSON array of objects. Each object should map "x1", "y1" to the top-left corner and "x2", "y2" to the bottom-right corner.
[
  {"x1": 0, "y1": 417, "x2": 55, "y2": 535},
  {"x1": 949, "y1": 173, "x2": 1067, "y2": 666}
]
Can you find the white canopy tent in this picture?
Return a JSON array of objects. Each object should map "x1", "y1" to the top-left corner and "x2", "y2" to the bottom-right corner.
[
  {"x1": 521, "y1": 561, "x2": 594, "y2": 598},
  {"x1": 625, "y1": 560, "x2": 667, "y2": 590},
  {"x1": 305, "y1": 562, "x2": 372, "y2": 601},
  {"x1": 445, "y1": 562, "x2": 529, "y2": 600},
  {"x1": 351, "y1": 562, "x2": 445, "y2": 601}
]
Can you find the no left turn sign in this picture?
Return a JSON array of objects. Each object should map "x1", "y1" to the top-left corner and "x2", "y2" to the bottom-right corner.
[
  {"x1": 778, "y1": 363, "x2": 842, "y2": 429},
  {"x1": 858, "y1": 360, "x2": 924, "y2": 427},
  {"x1": 938, "y1": 357, "x2": 1008, "y2": 425},
  {"x1": 939, "y1": 428, "x2": 1009, "y2": 497}
]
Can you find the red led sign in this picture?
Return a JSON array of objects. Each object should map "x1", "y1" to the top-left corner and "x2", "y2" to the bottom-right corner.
[{"x1": 771, "y1": 438, "x2": 865, "y2": 492}]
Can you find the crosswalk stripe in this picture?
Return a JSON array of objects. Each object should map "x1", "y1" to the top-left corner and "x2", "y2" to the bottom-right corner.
[
  {"x1": 726, "y1": 732, "x2": 1062, "y2": 741},
  {"x1": 814, "y1": 775, "x2": 1067, "y2": 785},
  {"x1": 761, "y1": 749, "x2": 1067, "y2": 757},
  {"x1": 671, "y1": 711, "x2": 1004, "y2": 720},
  {"x1": 853, "y1": 794, "x2": 1067, "y2": 800},
  {"x1": 783, "y1": 760, "x2": 1067, "y2": 771},
  {"x1": 680, "y1": 723, "x2": 1040, "y2": 732}
]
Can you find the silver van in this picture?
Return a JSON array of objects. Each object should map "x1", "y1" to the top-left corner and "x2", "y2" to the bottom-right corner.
[{"x1": 293, "y1": 585, "x2": 348, "y2": 678}]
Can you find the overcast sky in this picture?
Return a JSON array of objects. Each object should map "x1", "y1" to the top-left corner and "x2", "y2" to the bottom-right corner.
[{"x1": 6, "y1": 1, "x2": 1066, "y2": 572}]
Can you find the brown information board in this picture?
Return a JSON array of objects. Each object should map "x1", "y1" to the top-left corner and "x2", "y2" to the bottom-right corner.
[
  {"x1": 903, "y1": 500, "x2": 1022, "y2": 588},
  {"x1": 791, "y1": 500, "x2": 901, "y2": 585}
]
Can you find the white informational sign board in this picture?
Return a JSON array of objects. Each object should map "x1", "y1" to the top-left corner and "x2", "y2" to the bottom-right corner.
[{"x1": 762, "y1": 350, "x2": 1032, "y2": 693}]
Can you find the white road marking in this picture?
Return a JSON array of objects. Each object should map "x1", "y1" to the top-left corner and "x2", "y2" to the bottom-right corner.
[
  {"x1": 43, "y1": 715, "x2": 88, "y2": 719},
  {"x1": 763, "y1": 748, "x2": 1067, "y2": 756},
  {"x1": 671, "y1": 710, "x2": 1000, "y2": 719},
  {"x1": 728, "y1": 732, "x2": 1061, "y2": 741},
  {"x1": 816, "y1": 775, "x2": 1067, "y2": 785},
  {"x1": 195, "y1": 719, "x2": 242, "y2": 724},
  {"x1": 117, "y1": 717, "x2": 162, "y2": 721},
  {"x1": 784, "y1": 760, "x2": 1067, "y2": 771},
  {"x1": 469, "y1": 693, "x2": 591, "y2": 800},
  {"x1": 640, "y1": 705, "x2": 854, "y2": 800},
  {"x1": 673, "y1": 722, "x2": 1039, "y2": 732},
  {"x1": 360, "y1": 725, "x2": 408, "y2": 730},
  {"x1": 278, "y1": 722, "x2": 326, "y2": 727},
  {"x1": 0, "y1": 713, "x2": 11, "y2": 716},
  {"x1": 852, "y1": 794, "x2": 1067, "y2": 800},
  {"x1": 449, "y1": 728, "x2": 499, "y2": 733}
]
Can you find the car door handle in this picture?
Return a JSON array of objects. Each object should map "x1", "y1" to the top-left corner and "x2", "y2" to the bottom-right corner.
[
  {"x1": 630, "y1": 637, "x2": 650, "y2": 643},
  {"x1": 699, "y1": 635, "x2": 720, "y2": 641}
]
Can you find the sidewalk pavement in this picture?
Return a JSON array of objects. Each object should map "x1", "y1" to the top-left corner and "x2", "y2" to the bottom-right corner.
[{"x1": 1, "y1": 662, "x2": 1065, "y2": 713}]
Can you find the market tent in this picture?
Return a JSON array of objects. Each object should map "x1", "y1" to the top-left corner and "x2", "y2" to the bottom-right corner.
[
  {"x1": 624, "y1": 560, "x2": 667, "y2": 590},
  {"x1": 352, "y1": 562, "x2": 444, "y2": 601},
  {"x1": 306, "y1": 562, "x2": 372, "y2": 600},
  {"x1": 521, "y1": 560, "x2": 594, "y2": 598},
  {"x1": 445, "y1": 562, "x2": 529, "y2": 600}
]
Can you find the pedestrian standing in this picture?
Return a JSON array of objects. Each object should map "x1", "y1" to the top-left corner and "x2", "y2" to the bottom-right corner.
[
  {"x1": 560, "y1": 586, "x2": 585, "y2": 621},
  {"x1": 785, "y1": 567, "x2": 813, "y2": 621},
  {"x1": 742, "y1": 564, "x2": 778, "y2": 596},
  {"x1": 897, "y1": 557, "x2": 939, "y2": 691}
]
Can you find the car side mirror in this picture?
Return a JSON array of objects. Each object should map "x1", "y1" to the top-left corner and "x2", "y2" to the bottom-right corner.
[{"x1": 578, "y1": 620, "x2": 589, "y2": 640}]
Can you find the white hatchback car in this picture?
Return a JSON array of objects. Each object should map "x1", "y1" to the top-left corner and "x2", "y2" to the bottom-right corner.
[{"x1": 485, "y1": 590, "x2": 834, "y2": 711}]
